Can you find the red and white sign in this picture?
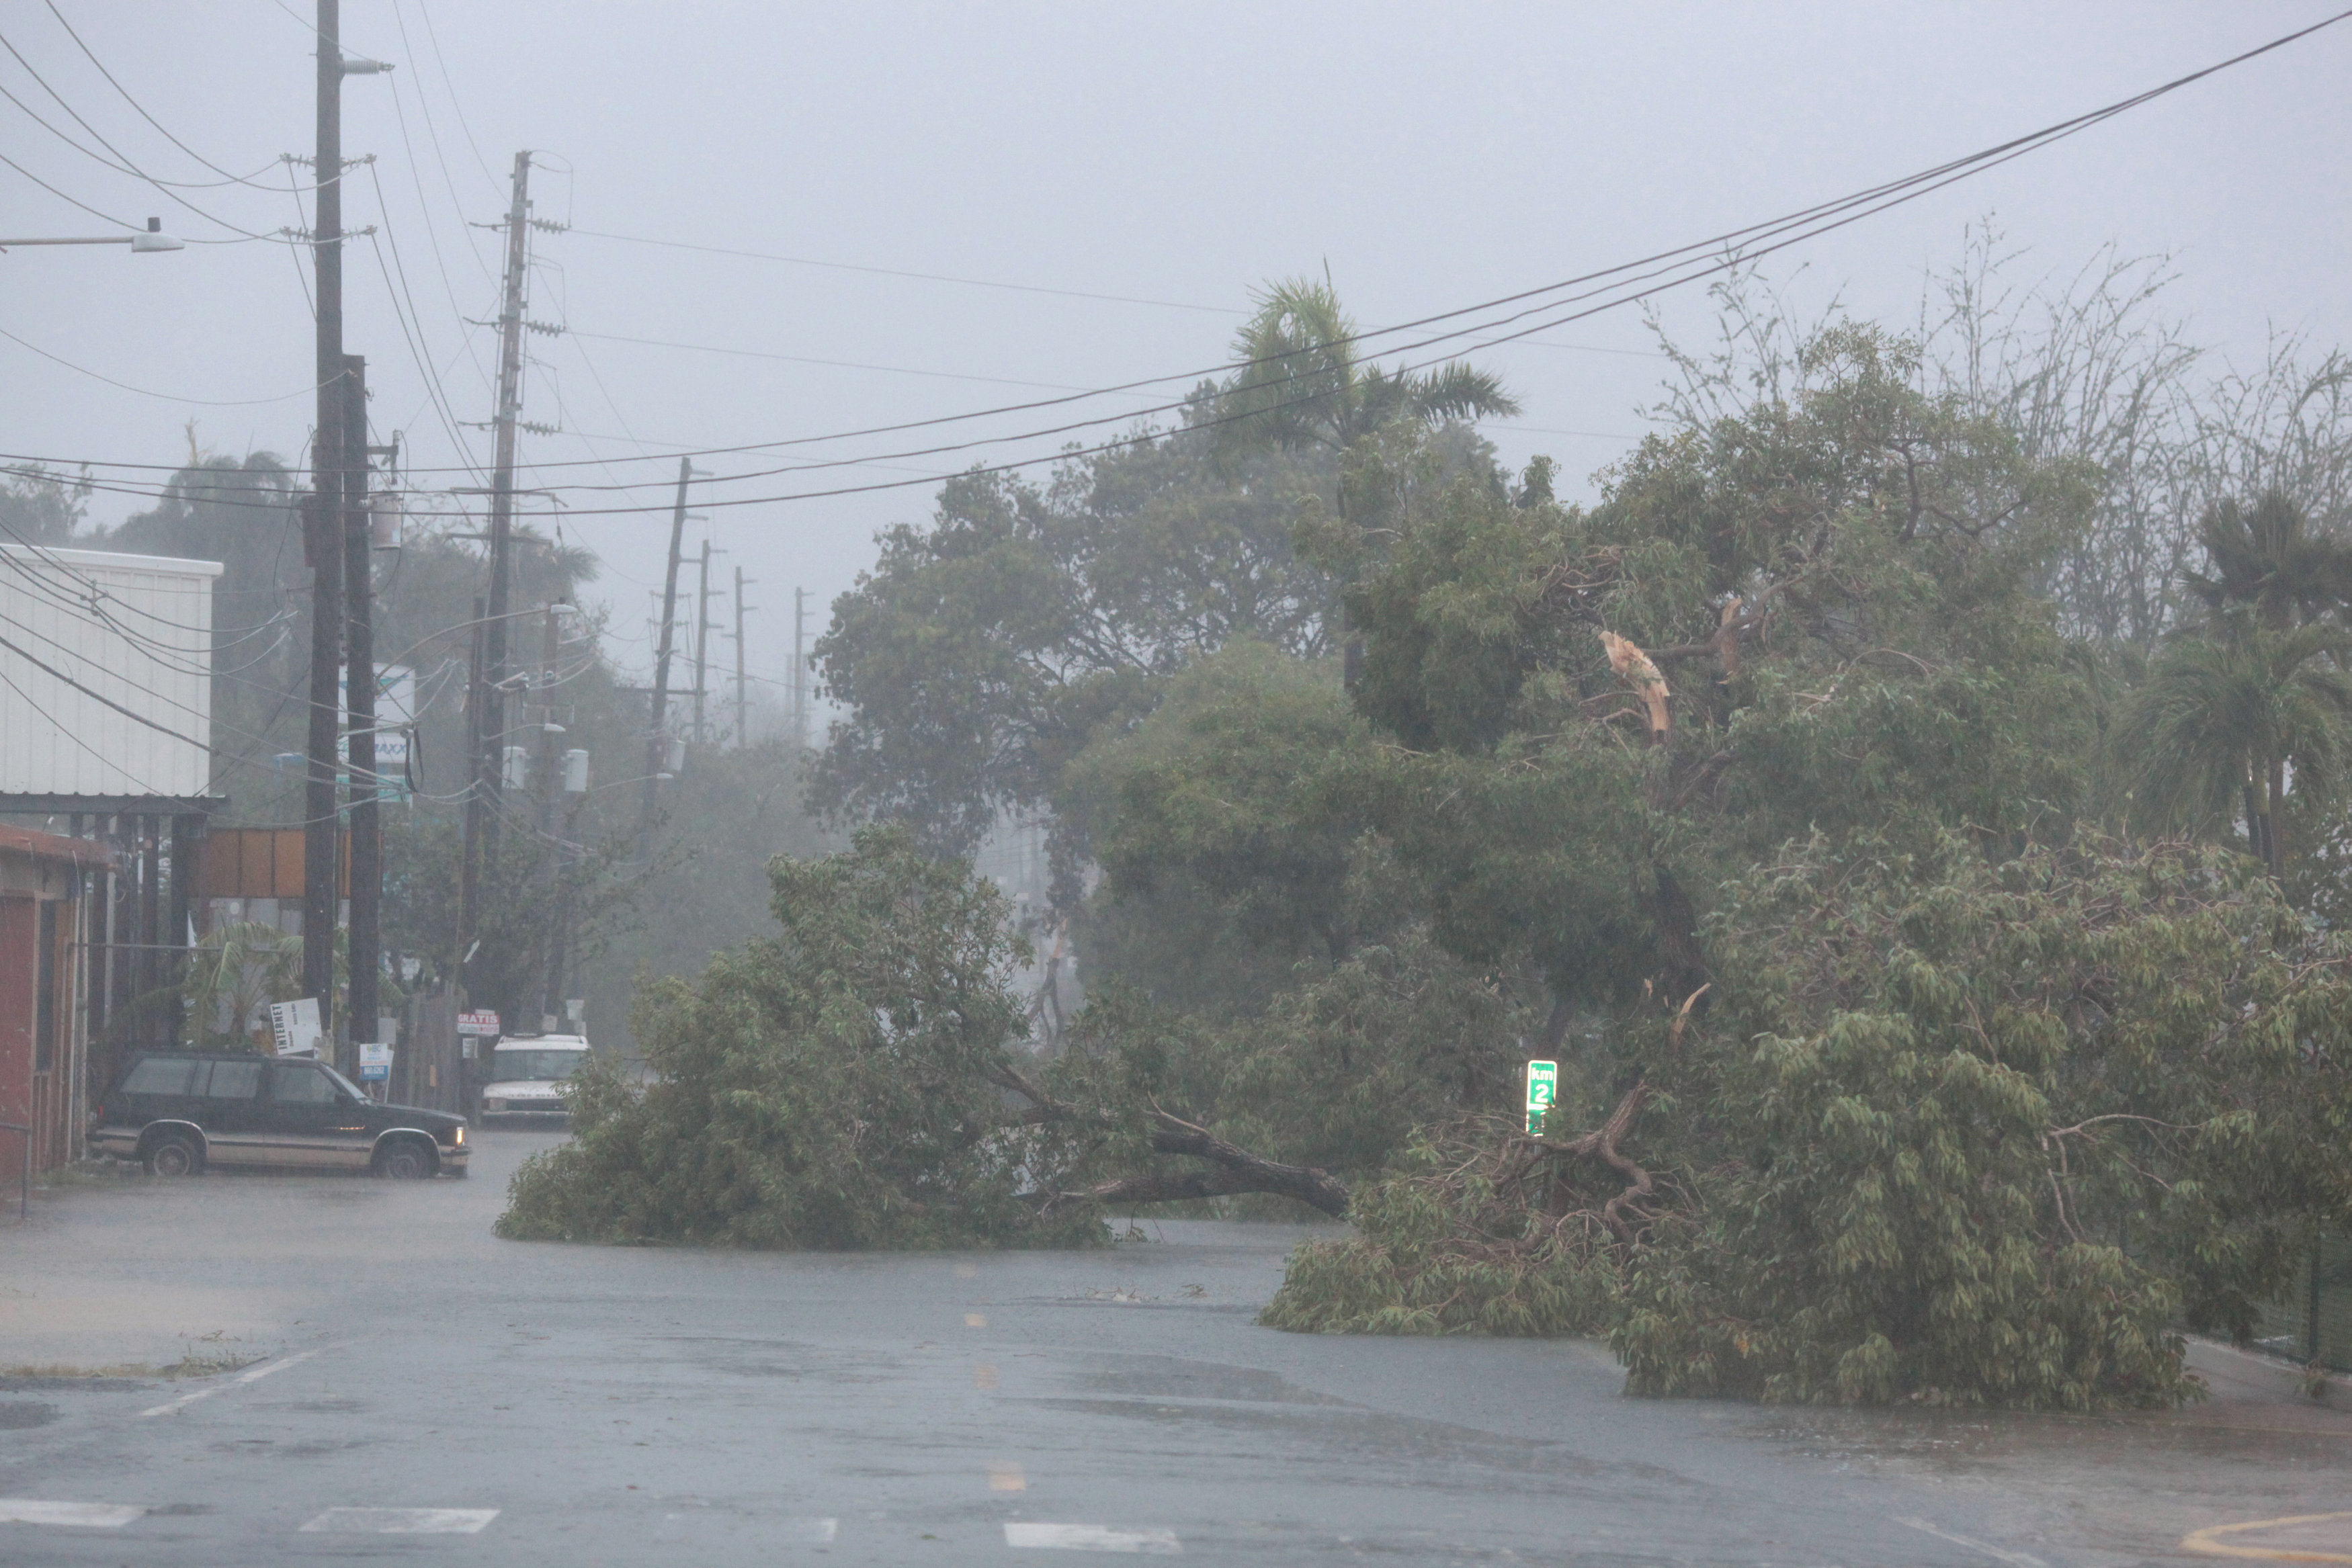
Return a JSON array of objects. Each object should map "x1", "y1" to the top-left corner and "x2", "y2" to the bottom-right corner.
[{"x1": 456, "y1": 1010, "x2": 501, "y2": 1038}]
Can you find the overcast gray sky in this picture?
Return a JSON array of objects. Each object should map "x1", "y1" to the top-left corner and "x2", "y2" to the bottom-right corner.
[{"x1": 7, "y1": 2, "x2": 2348, "y2": 695}]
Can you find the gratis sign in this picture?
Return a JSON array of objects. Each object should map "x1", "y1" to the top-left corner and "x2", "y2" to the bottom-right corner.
[{"x1": 1525, "y1": 1059, "x2": 1558, "y2": 1135}]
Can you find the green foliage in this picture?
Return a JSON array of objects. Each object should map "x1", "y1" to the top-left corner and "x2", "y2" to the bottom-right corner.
[
  {"x1": 0, "y1": 465, "x2": 89, "y2": 547},
  {"x1": 175, "y1": 920, "x2": 302, "y2": 1051},
  {"x1": 1214, "y1": 277, "x2": 1519, "y2": 462},
  {"x1": 1261, "y1": 1125, "x2": 1622, "y2": 1336},
  {"x1": 1216, "y1": 930, "x2": 1523, "y2": 1176},
  {"x1": 1063, "y1": 644, "x2": 1375, "y2": 1008},
  {"x1": 1613, "y1": 832, "x2": 2352, "y2": 1407},
  {"x1": 498, "y1": 826, "x2": 1101, "y2": 1249},
  {"x1": 810, "y1": 432, "x2": 1339, "y2": 859}
]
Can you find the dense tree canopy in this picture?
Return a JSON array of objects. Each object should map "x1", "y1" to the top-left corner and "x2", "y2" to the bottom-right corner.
[{"x1": 516, "y1": 261, "x2": 2352, "y2": 1411}]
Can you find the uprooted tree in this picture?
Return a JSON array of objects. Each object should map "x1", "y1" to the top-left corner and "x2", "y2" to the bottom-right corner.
[
  {"x1": 1266, "y1": 834, "x2": 2352, "y2": 1407},
  {"x1": 497, "y1": 825, "x2": 1345, "y2": 1248}
]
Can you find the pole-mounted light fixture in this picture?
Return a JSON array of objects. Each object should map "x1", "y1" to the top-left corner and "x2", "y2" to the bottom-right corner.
[{"x1": 0, "y1": 216, "x2": 183, "y2": 255}]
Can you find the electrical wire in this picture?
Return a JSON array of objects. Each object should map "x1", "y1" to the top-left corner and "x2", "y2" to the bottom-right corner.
[
  {"x1": 0, "y1": 75, "x2": 300, "y2": 192},
  {"x1": 363, "y1": 215, "x2": 488, "y2": 482},
  {"x1": 408, "y1": 0, "x2": 505, "y2": 197},
  {"x1": 560, "y1": 228, "x2": 1247, "y2": 315},
  {"x1": 38, "y1": 0, "x2": 316, "y2": 193},
  {"x1": 0, "y1": 28, "x2": 299, "y2": 243},
  {"x1": 16, "y1": 9, "x2": 2349, "y2": 513},
  {"x1": 0, "y1": 323, "x2": 325, "y2": 406},
  {"x1": 568, "y1": 328, "x2": 1173, "y2": 399}
]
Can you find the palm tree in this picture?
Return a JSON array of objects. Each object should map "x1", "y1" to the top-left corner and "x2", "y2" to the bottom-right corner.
[
  {"x1": 2122, "y1": 613, "x2": 2352, "y2": 876},
  {"x1": 1215, "y1": 277, "x2": 1519, "y2": 462},
  {"x1": 2185, "y1": 490, "x2": 2352, "y2": 631}
]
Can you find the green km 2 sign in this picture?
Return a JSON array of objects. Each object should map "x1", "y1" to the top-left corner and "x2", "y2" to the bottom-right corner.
[{"x1": 1525, "y1": 1059, "x2": 1558, "y2": 1135}]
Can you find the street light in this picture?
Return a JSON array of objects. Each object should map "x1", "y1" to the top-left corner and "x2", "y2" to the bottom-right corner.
[{"x1": 0, "y1": 216, "x2": 183, "y2": 255}]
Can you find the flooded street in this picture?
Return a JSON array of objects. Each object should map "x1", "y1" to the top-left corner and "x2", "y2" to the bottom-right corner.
[{"x1": 0, "y1": 1133, "x2": 2344, "y2": 1565}]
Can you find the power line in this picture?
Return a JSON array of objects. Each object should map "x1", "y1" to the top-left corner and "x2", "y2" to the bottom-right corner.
[
  {"x1": 561, "y1": 228, "x2": 1246, "y2": 314},
  {"x1": 0, "y1": 323, "x2": 323, "y2": 406},
  {"x1": 0, "y1": 75, "x2": 301, "y2": 192},
  {"x1": 15, "y1": 9, "x2": 2347, "y2": 513},
  {"x1": 405, "y1": 0, "x2": 503, "y2": 198},
  {"x1": 0, "y1": 27, "x2": 297, "y2": 242},
  {"x1": 39, "y1": 0, "x2": 310, "y2": 192},
  {"x1": 569, "y1": 329, "x2": 1170, "y2": 400}
]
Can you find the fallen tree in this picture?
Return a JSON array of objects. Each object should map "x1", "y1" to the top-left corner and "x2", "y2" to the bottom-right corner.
[
  {"x1": 1263, "y1": 834, "x2": 2352, "y2": 1410},
  {"x1": 498, "y1": 826, "x2": 1347, "y2": 1248}
]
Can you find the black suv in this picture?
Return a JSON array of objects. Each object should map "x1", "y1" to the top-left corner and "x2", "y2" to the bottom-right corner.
[{"x1": 91, "y1": 1052, "x2": 470, "y2": 1180}]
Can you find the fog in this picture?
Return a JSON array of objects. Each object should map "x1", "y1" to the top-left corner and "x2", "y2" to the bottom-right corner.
[{"x1": 5, "y1": 2, "x2": 2346, "y2": 689}]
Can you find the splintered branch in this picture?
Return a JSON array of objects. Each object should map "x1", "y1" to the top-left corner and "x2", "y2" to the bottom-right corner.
[
  {"x1": 1599, "y1": 631, "x2": 1672, "y2": 745},
  {"x1": 1129, "y1": 1105, "x2": 1350, "y2": 1218},
  {"x1": 991, "y1": 1064, "x2": 1351, "y2": 1219}
]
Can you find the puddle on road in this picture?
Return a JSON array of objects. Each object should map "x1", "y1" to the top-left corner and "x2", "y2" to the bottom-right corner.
[
  {"x1": 660, "y1": 1336, "x2": 904, "y2": 1385},
  {"x1": 1738, "y1": 1403, "x2": 2352, "y2": 1474},
  {"x1": 265, "y1": 1397, "x2": 366, "y2": 1413},
  {"x1": 1065, "y1": 1352, "x2": 1349, "y2": 1407}
]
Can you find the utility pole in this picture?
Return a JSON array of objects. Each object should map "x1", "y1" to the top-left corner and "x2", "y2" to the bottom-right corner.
[
  {"x1": 636, "y1": 458, "x2": 694, "y2": 861},
  {"x1": 692, "y1": 539, "x2": 713, "y2": 748},
  {"x1": 534, "y1": 603, "x2": 563, "y2": 837},
  {"x1": 794, "y1": 586, "x2": 808, "y2": 752},
  {"x1": 458, "y1": 150, "x2": 532, "y2": 1016},
  {"x1": 456, "y1": 593, "x2": 486, "y2": 989},
  {"x1": 529, "y1": 602, "x2": 563, "y2": 1034},
  {"x1": 341, "y1": 355, "x2": 377, "y2": 1073},
  {"x1": 732, "y1": 566, "x2": 752, "y2": 750},
  {"x1": 302, "y1": 0, "x2": 350, "y2": 1033},
  {"x1": 477, "y1": 151, "x2": 532, "y2": 901}
]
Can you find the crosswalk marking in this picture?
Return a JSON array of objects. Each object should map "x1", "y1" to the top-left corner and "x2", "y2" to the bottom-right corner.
[
  {"x1": 1005, "y1": 1522, "x2": 1181, "y2": 1554},
  {"x1": 300, "y1": 1507, "x2": 500, "y2": 1534},
  {"x1": 0, "y1": 1499, "x2": 146, "y2": 1528}
]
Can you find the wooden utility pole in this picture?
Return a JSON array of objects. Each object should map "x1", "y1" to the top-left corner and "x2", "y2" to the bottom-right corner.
[
  {"x1": 692, "y1": 539, "x2": 712, "y2": 748},
  {"x1": 732, "y1": 566, "x2": 751, "y2": 749},
  {"x1": 636, "y1": 458, "x2": 693, "y2": 862},
  {"x1": 455, "y1": 594, "x2": 485, "y2": 989},
  {"x1": 476, "y1": 152, "x2": 533, "y2": 898},
  {"x1": 534, "y1": 604, "x2": 563, "y2": 837},
  {"x1": 341, "y1": 355, "x2": 377, "y2": 1071},
  {"x1": 793, "y1": 586, "x2": 808, "y2": 752},
  {"x1": 302, "y1": 0, "x2": 349, "y2": 1031}
]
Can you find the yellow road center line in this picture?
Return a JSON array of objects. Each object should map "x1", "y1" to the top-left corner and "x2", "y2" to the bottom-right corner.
[
  {"x1": 972, "y1": 1363, "x2": 1000, "y2": 1390},
  {"x1": 2184, "y1": 1513, "x2": 2352, "y2": 1563},
  {"x1": 966, "y1": 1313, "x2": 987, "y2": 1327},
  {"x1": 988, "y1": 1462, "x2": 1027, "y2": 1492}
]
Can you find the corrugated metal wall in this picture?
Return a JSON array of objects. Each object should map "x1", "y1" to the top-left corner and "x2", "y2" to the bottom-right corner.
[{"x1": 0, "y1": 544, "x2": 221, "y2": 797}]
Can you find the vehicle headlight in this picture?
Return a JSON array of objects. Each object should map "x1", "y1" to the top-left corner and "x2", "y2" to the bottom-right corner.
[
  {"x1": 452, "y1": 1126, "x2": 466, "y2": 1146},
  {"x1": 484, "y1": 1098, "x2": 506, "y2": 1112}
]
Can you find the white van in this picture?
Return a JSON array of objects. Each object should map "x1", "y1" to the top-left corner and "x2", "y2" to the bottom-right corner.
[{"x1": 481, "y1": 1034, "x2": 591, "y2": 1123}]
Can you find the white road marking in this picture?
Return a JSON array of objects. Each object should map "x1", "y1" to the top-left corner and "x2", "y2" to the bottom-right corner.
[
  {"x1": 1005, "y1": 1522, "x2": 1181, "y2": 1554},
  {"x1": 138, "y1": 1348, "x2": 322, "y2": 1418},
  {"x1": 300, "y1": 1507, "x2": 500, "y2": 1534},
  {"x1": 798, "y1": 1518, "x2": 840, "y2": 1544},
  {"x1": 1896, "y1": 1517, "x2": 2051, "y2": 1568},
  {"x1": 0, "y1": 1499, "x2": 146, "y2": 1528},
  {"x1": 989, "y1": 1462, "x2": 1027, "y2": 1492}
]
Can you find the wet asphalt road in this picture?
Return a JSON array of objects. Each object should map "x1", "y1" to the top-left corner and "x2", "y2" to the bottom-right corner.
[{"x1": 3, "y1": 1129, "x2": 2350, "y2": 1567}]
